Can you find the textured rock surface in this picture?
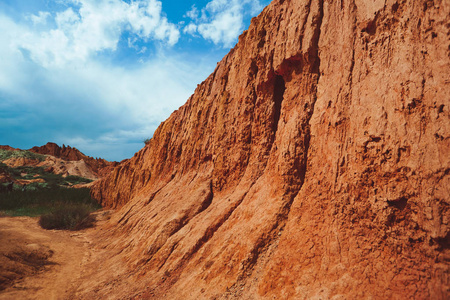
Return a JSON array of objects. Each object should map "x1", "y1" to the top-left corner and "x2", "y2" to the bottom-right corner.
[{"x1": 89, "y1": 0, "x2": 449, "y2": 299}]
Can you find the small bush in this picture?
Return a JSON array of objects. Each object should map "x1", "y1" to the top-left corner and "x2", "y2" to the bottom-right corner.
[
  {"x1": 143, "y1": 138, "x2": 151, "y2": 145},
  {"x1": 39, "y1": 204, "x2": 95, "y2": 230}
]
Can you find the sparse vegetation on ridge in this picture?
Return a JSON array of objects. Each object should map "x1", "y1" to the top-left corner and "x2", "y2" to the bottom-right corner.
[
  {"x1": 0, "y1": 149, "x2": 46, "y2": 162},
  {"x1": 0, "y1": 162, "x2": 93, "y2": 190}
]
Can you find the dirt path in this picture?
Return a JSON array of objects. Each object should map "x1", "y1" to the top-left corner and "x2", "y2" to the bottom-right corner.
[{"x1": 0, "y1": 213, "x2": 109, "y2": 300}]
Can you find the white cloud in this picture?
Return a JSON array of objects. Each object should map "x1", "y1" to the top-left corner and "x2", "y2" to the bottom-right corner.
[
  {"x1": 27, "y1": 11, "x2": 51, "y2": 25},
  {"x1": 126, "y1": 0, "x2": 179, "y2": 45},
  {"x1": 55, "y1": 8, "x2": 80, "y2": 29},
  {"x1": 183, "y1": 23, "x2": 198, "y2": 35},
  {"x1": 0, "y1": 9, "x2": 215, "y2": 161},
  {"x1": 185, "y1": 5, "x2": 199, "y2": 20},
  {"x1": 16, "y1": 0, "x2": 180, "y2": 68},
  {"x1": 183, "y1": 0, "x2": 265, "y2": 47}
]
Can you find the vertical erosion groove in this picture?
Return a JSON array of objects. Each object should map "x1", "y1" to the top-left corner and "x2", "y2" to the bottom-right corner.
[
  {"x1": 278, "y1": 0, "x2": 324, "y2": 216},
  {"x1": 272, "y1": 75, "x2": 286, "y2": 135},
  {"x1": 301, "y1": 0, "x2": 323, "y2": 183},
  {"x1": 235, "y1": 0, "x2": 325, "y2": 285}
]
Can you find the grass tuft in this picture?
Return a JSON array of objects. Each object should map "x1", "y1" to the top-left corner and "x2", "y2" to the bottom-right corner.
[{"x1": 39, "y1": 204, "x2": 95, "y2": 230}]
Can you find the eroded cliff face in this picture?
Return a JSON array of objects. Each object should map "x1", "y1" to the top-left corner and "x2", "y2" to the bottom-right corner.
[{"x1": 88, "y1": 0, "x2": 449, "y2": 298}]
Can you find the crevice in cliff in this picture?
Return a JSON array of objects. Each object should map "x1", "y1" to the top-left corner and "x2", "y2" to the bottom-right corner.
[
  {"x1": 272, "y1": 75, "x2": 286, "y2": 135},
  {"x1": 230, "y1": 0, "x2": 325, "y2": 290},
  {"x1": 347, "y1": 2, "x2": 357, "y2": 90},
  {"x1": 432, "y1": 231, "x2": 450, "y2": 251},
  {"x1": 280, "y1": 0, "x2": 324, "y2": 224}
]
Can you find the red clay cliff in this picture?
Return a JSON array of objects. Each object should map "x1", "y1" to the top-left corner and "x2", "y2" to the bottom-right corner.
[{"x1": 88, "y1": 0, "x2": 449, "y2": 298}]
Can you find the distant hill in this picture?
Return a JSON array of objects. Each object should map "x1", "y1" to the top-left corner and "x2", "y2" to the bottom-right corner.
[
  {"x1": 0, "y1": 143, "x2": 118, "y2": 190},
  {"x1": 29, "y1": 142, "x2": 118, "y2": 178}
]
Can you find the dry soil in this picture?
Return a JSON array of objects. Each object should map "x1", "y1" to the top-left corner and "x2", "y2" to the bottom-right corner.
[{"x1": 0, "y1": 212, "x2": 110, "y2": 300}]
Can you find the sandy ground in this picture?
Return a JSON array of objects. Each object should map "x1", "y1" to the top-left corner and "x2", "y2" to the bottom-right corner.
[{"x1": 0, "y1": 212, "x2": 110, "y2": 300}]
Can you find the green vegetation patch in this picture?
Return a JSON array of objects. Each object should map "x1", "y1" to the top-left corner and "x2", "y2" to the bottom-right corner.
[
  {"x1": 0, "y1": 149, "x2": 46, "y2": 162},
  {"x1": 0, "y1": 162, "x2": 92, "y2": 187},
  {"x1": 0, "y1": 187, "x2": 100, "y2": 218},
  {"x1": 0, "y1": 151, "x2": 99, "y2": 230}
]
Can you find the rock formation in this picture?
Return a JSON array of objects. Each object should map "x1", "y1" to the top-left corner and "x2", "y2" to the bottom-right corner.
[
  {"x1": 89, "y1": 0, "x2": 449, "y2": 299},
  {"x1": 0, "y1": 146, "x2": 18, "y2": 151},
  {"x1": 30, "y1": 142, "x2": 86, "y2": 161},
  {"x1": 1, "y1": 143, "x2": 117, "y2": 185},
  {"x1": 30, "y1": 142, "x2": 118, "y2": 178}
]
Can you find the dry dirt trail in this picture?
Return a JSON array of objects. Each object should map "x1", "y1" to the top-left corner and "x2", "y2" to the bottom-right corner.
[{"x1": 0, "y1": 212, "x2": 110, "y2": 300}]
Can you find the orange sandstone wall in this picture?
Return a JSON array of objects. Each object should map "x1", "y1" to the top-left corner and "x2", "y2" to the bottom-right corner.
[{"x1": 88, "y1": 0, "x2": 449, "y2": 299}]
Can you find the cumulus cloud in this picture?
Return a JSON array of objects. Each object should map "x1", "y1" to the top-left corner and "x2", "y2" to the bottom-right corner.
[
  {"x1": 0, "y1": 7, "x2": 213, "y2": 161},
  {"x1": 16, "y1": 0, "x2": 179, "y2": 68},
  {"x1": 183, "y1": 0, "x2": 266, "y2": 47},
  {"x1": 0, "y1": 46, "x2": 212, "y2": 159},
  {"x1": 27, "y1": 11, "x2": 51, "y2": 25}
]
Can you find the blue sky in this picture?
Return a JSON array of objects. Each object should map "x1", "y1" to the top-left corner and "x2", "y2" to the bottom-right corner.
[{"x1": 0, "y1": 0, "x2": 270, "y2": 161}]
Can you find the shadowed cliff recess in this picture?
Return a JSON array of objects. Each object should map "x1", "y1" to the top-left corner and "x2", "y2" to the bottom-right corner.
[{"x1": 88, "y1": 0, "x2": 449, "y2": 299}]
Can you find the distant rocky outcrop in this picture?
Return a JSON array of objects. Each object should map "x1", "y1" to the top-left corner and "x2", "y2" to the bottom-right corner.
[
  {"x1": 88, "y1": 0, "x2": 449, "y2": 299},
  {"x1": 0, "y1": 146, "x2": 18, "y2": 151},
  {"x1": 0, "y1": 143, "x2": 118, "y2": 187},
  {"x1": 29, "y1": 142, "x2": 118, "y2": 178}
]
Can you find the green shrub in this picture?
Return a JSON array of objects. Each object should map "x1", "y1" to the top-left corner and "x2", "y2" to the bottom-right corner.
[
  {"x1": 39, "y1": 204, "x2": 95, "y2": 230},
  {"x1": 63, "y1": 175, "x2": 93, "y2": 185}
]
